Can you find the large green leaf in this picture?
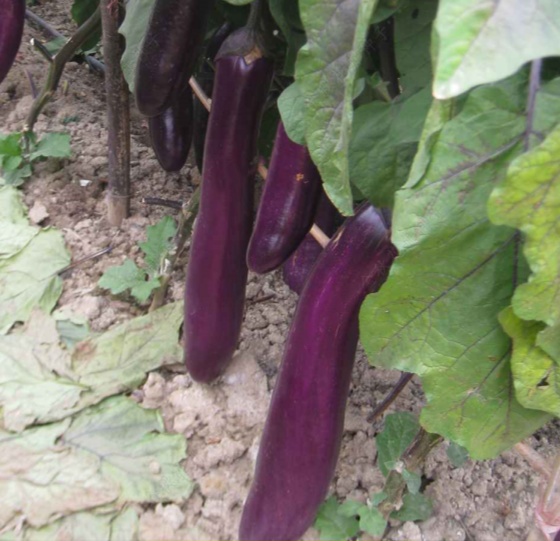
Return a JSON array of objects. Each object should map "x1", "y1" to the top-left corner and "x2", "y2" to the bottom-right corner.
[
  {"x1": 61, "y1": 396, "x2": 194, "y2": 503},
  {"x1": 119, "y1": 0, "x2": 153, "y2": 94},
  {"x1": 349, "y1": 87, "x2": 431, "y2": 207},
  {"x1": 0, "y1": 421, "x2": 119, "y2": 530},
  {"x1": 15, "y1": 508, "x2": 138, "y2": 541},
  {"x1": 489, "y1": 123, "x2": 560, "y2": 337},
  {"x1": 294, "y1": 0, "x2": 379, "y2": 215},
  {"x1": 500, "y1": 307, "x2": 560, "y2": 416},
  {"x1": 359, "y1": 75, "x2": 560, "y2": 458},
  {"x1": 0, "y1": 186, "x2": 37, "y2": 259},
  {"x1": 433, "y1": 0, "x2": 560, "y2": 99},
  {"x1": 269, "y1": 0, "x2": 306, "y2": 76},
  {"x1": 0, "y1": 303, "x2": 183, "y2": 431},
  {"x1": 0, "y1": 228, "x2": 70, "y2": 334},
  {"x1": 0, "y1": 397, "x2": 192, "y2": 532}
]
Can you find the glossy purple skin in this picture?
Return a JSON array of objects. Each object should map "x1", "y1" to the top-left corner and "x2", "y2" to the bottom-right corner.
[
  {"x1": 193, "y1": 22, "x2": 232, "y2": 173},
  {"x1": 282, "y1": 191, "x2": 341, "y2": 294},
  {"x1": 148, "y1": 85, "x2": 193, "y2": 172},
  {"x1": 0, "y1": 0, "x2": 25, "y2": 85},
  {"x1": 184, "y1": 49, "x2": 273, "y2": 383},
  {"x1": 247, "y1": 123, "x2": 322, "y2": 274},
  {"x1": 135, "y1": 0, "x2": 212, "y2": 117},
  {"x1": 239, "y1": 203, "x2": 397, "y2": 541}
]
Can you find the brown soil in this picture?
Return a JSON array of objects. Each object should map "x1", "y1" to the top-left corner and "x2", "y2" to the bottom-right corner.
[{"x1": 1, "y1": 3, "x2": 558, "y2": 540}]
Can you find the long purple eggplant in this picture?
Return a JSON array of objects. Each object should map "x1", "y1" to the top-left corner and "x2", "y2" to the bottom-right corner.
[
  {"x1": 148, "y1": 84, "x2": 193, "y2": 172},
  {"x1": 135, "y1": 0, "x2": 212, "y2": 117},
  {"x1": 282, "y1": 191, "x2": 341, "y2": 294},
  {"x1": 247, "y1": 122, "x2": 322, "y2": 274},
  {"x1": 184, "y1": 28, "x2": 273, "y2": 383},
  {"x1": 193, "y1": 22, "x2": 232, "y2": 173},
  {"x1": 239, "y1": 203, "x2": 397, "y2": 541},
  {"x1": 0, "y1": 0, "x2": 25, "y2": 85}
]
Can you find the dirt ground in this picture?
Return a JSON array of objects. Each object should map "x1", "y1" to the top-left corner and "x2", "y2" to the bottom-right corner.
[{"x1": 1, "y1": 3, "x2": 559, "y2": 540}]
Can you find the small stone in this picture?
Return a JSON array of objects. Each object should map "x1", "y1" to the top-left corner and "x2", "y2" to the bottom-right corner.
[{"x1": 28, "y1": 201, "x2": 49, "y2": 224}]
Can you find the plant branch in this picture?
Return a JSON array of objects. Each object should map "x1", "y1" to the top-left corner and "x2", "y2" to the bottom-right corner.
[
  {"x1": 514, "y1": 441, "x2": 551, "y2": 478},
  {"x1": 58, "y1": 246, "x2": 112, "y2": 275},
  {"x1": 189, "y1": 77, "x2": 212, "y2": 111},
  {"x1": 149, "y1": 189, "x2": 201, "y2": 312},
  {"x1": 378, "y1": 429, "x2": 443, "y2": 519},
  {"x1": 368, "y1": 372, "x2": 414, "y2": 422},
  {"x1": 375, "y1": 17, "x2": 400, "y2": 99},
  {"x1": 142, "y1": 197, "x2": 183, "y2": 210},
  {"x1": 101, "y1": 0, "x2": 130, "y2": 226},
  {"x1": 25, "y1": 8, "x2": 105, "y2": 74},
  {"x1": 24, "y1": 7, "x2": 101, "y2": 136}
]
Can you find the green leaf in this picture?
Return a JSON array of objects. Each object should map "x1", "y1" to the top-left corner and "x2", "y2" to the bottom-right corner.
[
  {"x1": 62, "y1": 396, "x2": 194, "y2": 503},
  {"x1": 2, "y1": 155, "x2": 22, "y2": 172},
  {"x1": 0, "y1": 133, "x2": 22, "y2": 159},
  {"x1": 278, "y1": 81, "x2": 306, "y2": 145},
  {"x1": 539, "y1": 324, "x2": 560, "y2": 361},
  {"x1": 314, "y1": 497, "x2": 360, "y2": 541},
  {"x1": 369, "y1": 491, "x2": 388, "y2": 507},
  {"x1": 391, "y1": 492, "x2": 433, "y2": 522},
  {"x1": 0, "y1": 187, "x2": 38, "y2": 259},
  {"x1": 29, "y1": 133, "x2": 72, "y2": 161},
  {"x1": 269, "y1": 0, "x2": 306, "y2": 76},
  {"x1": 392, "y1": 0, "x2": 437, "y2": 95},
  {"x1": 139, "y1": 215, "x2": 176, "y2": 276},
  {"x1": 358, "y1": 506, "x2": 386, "y2": 537},
  {"x1": 337, "y1": 500, "x2": 365, "y2": 518},
  {"x1": 433, "y1": 0, "x2": 560, "y2": 99},
  {"x1": 350, "y1": 87, "x2": 432, "y2": 207},
  {"x1": 0, "y1": 312, "x2": 83, "y2": 432},
  {"x1": 0, "y1": 303, "x2": 183, "y2": 430},
  {"x1": 375, "y1": 412, "x2": 419, "y2": 476},
  {"x1": 0, "y1": 186, "x2": 28, "y2": 224},
  {"x1": 402, "y1": 469, "x2": 421, "y2": 494},
  {"x1": 0, "y1": 421, "x2": 119, "y2": 530},
  {"x1": 489, "y1": 123, "x2": 560, "y2": 336},
  {"x1": 0, "y1": 397, "x2": 192, "y2": 531},
  {"x1": 221, "y1": 0, "x2": 254, "y2": 5},
  {"x1": 446, "y1": 441, "x2": 469, "y2": 467},
  {"x1": 1, "y1": 164, "x2": 32, "y2": 187},
  {"x1": 359, "y1": 75, "x2": 560, "y2": 458},
  {"x1": 70, "y1": 0, "x2": 102, "y2": 51},
  {"x1": 500, "y1": 307, "x2": 560, "y2": 416},
  {"x1": 53, "y1": 309, "x2": 90, "y2": 349},
  {"x1": 295, "y1": 0, "x2": 380, "y2": 215},
  {"x1": 0, "y1": 228, "x2": 70, "y2": 334},
  {"x1": 119, "y1": 0, "x2": 154, "y2": 94},
  {"x1": 72, "y1": 301, "x2": 184, "y2": 406},
  {"x1": 99, "y1": 259, "x2": 159, "y2": 302}
]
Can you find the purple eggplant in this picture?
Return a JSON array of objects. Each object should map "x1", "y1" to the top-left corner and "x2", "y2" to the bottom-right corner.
[
  {"x1": 239, "y1": 203, "x2": 397, "y2": 541},
  {"x1": 184, "y1": 28, "x2": 273, "y2": 383},
  {"x1": 135, "y1": 0, "x2": 212, "y2": 117},
  {"x1": 0, "y1": 0, "x2": 25, "y2": 85},
  {"x1": 282, "y1": 191, "x2": 341, "y2": 294},
  {"x1": 148, "y1": 84, "x2": 193, "y2": 172},
  {"x1": 247, "y1": 122, "x2": 322, "y2": 274},
  {"x1": 193, "y1": 22, "x2": 232, "y2": 173}
]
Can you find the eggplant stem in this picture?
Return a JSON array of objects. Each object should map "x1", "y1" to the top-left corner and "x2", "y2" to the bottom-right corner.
[
  {"x1": 189, "y1": 77, "x2": 211, "y2": 111},
  {"x1": 149, "y1": 189, "x2": 201, "y2": 312},
  {"x1": 378, "y1": 429, "x2": 443, "y2": 520},
  {"x1": 24, "y1": 7, "x2": 101, "y2": 137}
]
